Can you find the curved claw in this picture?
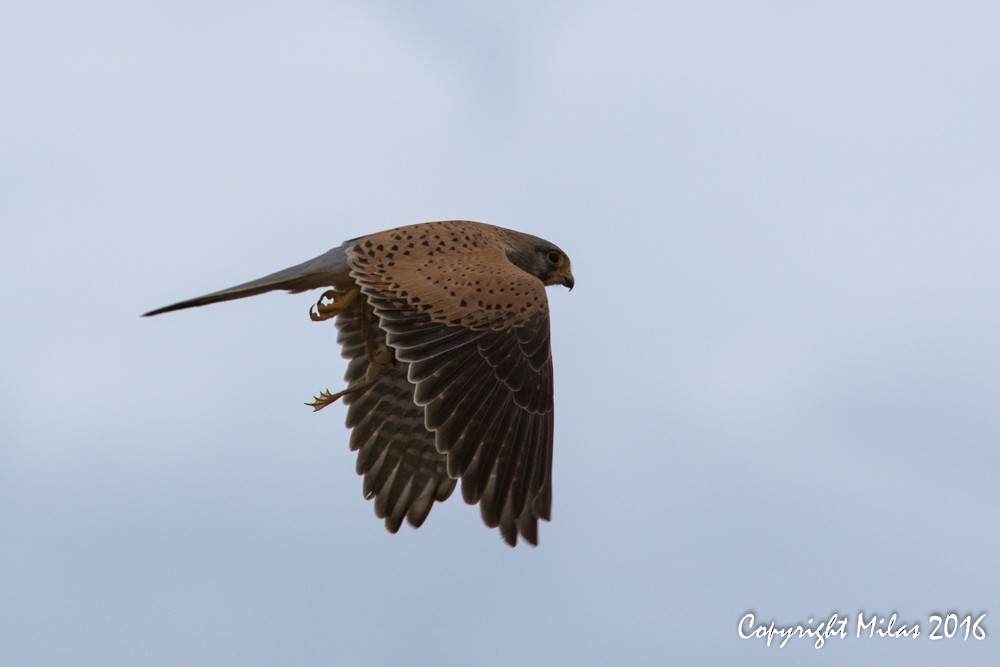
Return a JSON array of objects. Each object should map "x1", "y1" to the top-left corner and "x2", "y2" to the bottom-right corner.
[
  {"x1": 305, "y1": 383, "x2": 371, "y2": 412},
  {"x1": 305, "y1": 388, "x2": 350, "y2": 411},
  {"x1": 309, "y1": 287, "x2": 360, "y2": 322}
]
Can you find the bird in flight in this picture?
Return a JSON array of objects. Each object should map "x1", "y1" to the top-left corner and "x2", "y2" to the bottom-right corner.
[{"x1": 144, "y1": 220, "x2": 574, "y2": 546}]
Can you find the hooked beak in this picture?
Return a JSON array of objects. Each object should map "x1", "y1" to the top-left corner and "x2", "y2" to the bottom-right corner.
[{"x1": 561, "y1": 270, "x2": 575, "y2": 291}]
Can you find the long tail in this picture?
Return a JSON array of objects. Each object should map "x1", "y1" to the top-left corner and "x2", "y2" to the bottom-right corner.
[{"x1": 142, "y1": 245, "x2": 350, "y2": 317}]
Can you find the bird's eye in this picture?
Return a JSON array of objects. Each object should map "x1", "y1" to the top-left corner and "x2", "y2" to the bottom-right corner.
[{"x1": 547, "y1": 251, "x2": 561, "y2": 265}]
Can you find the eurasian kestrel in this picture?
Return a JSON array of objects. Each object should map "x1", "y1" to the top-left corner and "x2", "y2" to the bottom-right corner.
[{"x1": 144, "y1": 221, "x2": 574, "y2": 546}]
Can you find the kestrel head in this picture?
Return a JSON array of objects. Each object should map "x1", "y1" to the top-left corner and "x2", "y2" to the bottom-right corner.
[{"x1": 501, "y1": 229, "x2": 575, "y2": 291}]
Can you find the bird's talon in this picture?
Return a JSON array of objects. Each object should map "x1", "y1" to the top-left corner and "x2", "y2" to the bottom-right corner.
[
  {"x1": 305, "y1": 380, "x2": 373, "y2": 411},
  {"x1": 309, "y1": 287, "x2": 360, "y2": 322},
  {"x1": 305, "y1": 387, "x2": 352, "y2": 411}
]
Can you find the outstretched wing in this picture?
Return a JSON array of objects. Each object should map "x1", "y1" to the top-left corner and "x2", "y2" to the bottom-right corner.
[
  {"x1": 335, "y1": 296, "x2": 457, "y2": 533},
  {"x1": 345, "y1": 222, "x2": 555, "y2": 546}
]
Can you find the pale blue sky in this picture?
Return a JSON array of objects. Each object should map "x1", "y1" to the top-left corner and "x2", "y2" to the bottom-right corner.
[{"x1": 3, "y1": 2, "x2": 999, "y2": 665}]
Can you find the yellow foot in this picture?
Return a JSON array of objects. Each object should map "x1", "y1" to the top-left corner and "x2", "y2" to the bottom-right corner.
[
  {"x1": 305, "y1": 384, "x2": 369, "y2": 412},
  {"x1": 309, "y1": 286, "x2": 360, "y2": 322}
]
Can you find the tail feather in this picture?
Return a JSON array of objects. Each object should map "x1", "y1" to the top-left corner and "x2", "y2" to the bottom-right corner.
[{"x1": 142, "y1": 245, "x2": 351, "y2": 317}]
